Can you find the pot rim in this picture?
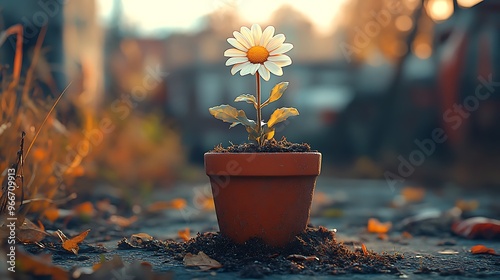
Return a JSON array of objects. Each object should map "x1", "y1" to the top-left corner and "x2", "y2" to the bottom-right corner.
[{"x1": 204, "y1": 151, "x2": 321, "y2": 176}]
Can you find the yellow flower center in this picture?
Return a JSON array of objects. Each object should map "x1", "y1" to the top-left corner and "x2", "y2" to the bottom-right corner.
[{"x1": 247, "y1": 46, "x2": 269, "y2": 64}]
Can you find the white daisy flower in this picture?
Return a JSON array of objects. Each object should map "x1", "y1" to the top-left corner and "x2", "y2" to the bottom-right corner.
[{"x1": 224, "y1": 24, "x2": 293, "y2": 81}]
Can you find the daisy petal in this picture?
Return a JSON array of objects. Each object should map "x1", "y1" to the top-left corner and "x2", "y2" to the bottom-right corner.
[
  {"x1": 260, "y1": 26, "x2": 275, "y2": 46},
  {"x1": 268, "y1": 55, "x2": 292, "y2": 67},
  {"x1": 270, "y1": 43, "x2": 293, "y2": 55},
  {"x1": 231, "y1": 62, "x2": 251, "y2": 75},
  {"x1": 251, "y1": 24, "x2": 262, "y2": 47},
  {"x1": 258, "y1": 64, "x2": 270, "y2": 81},
  {"x1": 266, "y1": 34, "x2": 286, "y2": 52},
  {"x1": 227, "y1": 38, "x2": 248, "y2": 52},
  {"x1": 224, "y1": 48, "x2": 247, "y2": 57},
  {"x1": 233, "y1": 31, "x2": 251, "y2": 49},
  {"x1": 264, "y1": 61, "x2": 283, "y2": 76},
  {"x1": 240, "y1": 63, "x2": 256, "y2": 76},
  {"x1": 226, "y1": 57, "x2": 249, "y2": 66},
  {"x1": 250, "y1": 63, "x2": 260, "y2": 75},
  {"x1": 240, "y1": 26, "x2": 254, "y2": 46}
]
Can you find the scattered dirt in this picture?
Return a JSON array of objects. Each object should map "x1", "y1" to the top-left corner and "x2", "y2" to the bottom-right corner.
[
  {"x1": 211, "y1": 137, "x2": 313, "y2": 153},
  {"x1": 118, "y1": 227, "x2": 401, "y2": 278}
]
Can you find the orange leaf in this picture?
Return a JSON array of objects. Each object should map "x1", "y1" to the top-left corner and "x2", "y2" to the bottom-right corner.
[
  {"x1": 178, "y1": 228, "x2": 191, "y2": 242},
  {"x1": 361, "y1": 244, "x2": 368, "y2": 256},
  {"x1": 73, "y1": 201, "x2": 95, "y2": 218},
  {"x1": 470, "y1": 245, "x2": 497, "y2": 255},
  {"x1": 147, "y1": 198, "x2": 187, "y2": 212},
  {"x1": 61, "y1": 229, "x2": 90, "y2": 255},
  {"x1": 17, "y1": 251, "x2": 69, "y2": 280},
  {"x1": 367, "y1": 218, "x2": 392, "y2": 233},
  {"x1": 42, "y1": 208, "x2": 60, "y2": 223},
  {"x1": 109, "y1": 215, "x2": 138, "y2": 228},
  {"x1": 401, "y1": 187, "x2": 425, "y2": 203},
  {"x1": 377, "y1": 233, "x2": 389, "y2": 241},
  {"x1": 455, "y1": 199, "x2": 479, "y2": 212},
  {"x1": 184, "y1": 251, "x2": 222, "y2": 271}
]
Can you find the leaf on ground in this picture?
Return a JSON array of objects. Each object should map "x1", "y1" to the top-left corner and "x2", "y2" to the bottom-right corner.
[
  {"x1": 452, "y1": 217, "x2": 500, "y2": 239},
  {"x1": 42, "y1": 207, "x2": 73, "y2": 223},
  {"x1": 17, "y1": 250, "x2": 68, "y2": 280},
  {"x1": 401, "y1": 187, "x2": 425, "y2": 203},
  {"x1": 367, "y1": 218, "x2": 392, "y2": 234},
  {"x1": 147, "y1": 198, "x2": 187, "y2": 212},
  {"x1": 438, "y1": 249, "x2": 459, "y2": 255},
  {"x1": 286, "y1": 254, "x2": 319, "y2": 262},
  {"x1": 377, "y1": 233, "x2": 389, "y2": 241},
  {"x1": 184, "y1": 251, "x2": 222, "y2": 271},
  {"x1": 130, "y1": 233, "x2": 154, "y2": 246},
  {"x1": 455, "y1": 199, "x2": 479, "y2": 212},
  {"x1": 58, "y1": 229, "x2": 90, "y2": 255},
  {"x1": 109, "y1": 215, "x2": 138, "y2": 228},
  {"x1": 470, "y1": 245, "x2": 497, "y2": 255},
  {"x1": 17, "y1": 218, "x2": 48, "y2": 243},
  {"x1": 178, "y1": 228, "x2": 190, "y2": 242},
  {"x1": 73, "y1": 201, "x2": 95, "y2": 218},
  {"x1": 361, "y1": 244, "x2": 369, "y2": 256}
]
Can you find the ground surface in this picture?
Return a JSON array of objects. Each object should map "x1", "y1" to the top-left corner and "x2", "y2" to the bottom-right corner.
[{"x1": 23, "y1": 178, "x2": 500, "y2": 279}]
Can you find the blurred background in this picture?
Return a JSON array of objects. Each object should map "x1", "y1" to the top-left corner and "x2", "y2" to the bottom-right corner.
[{"x1": 1, "y1": 0, "x2": 499, "y2": 201}]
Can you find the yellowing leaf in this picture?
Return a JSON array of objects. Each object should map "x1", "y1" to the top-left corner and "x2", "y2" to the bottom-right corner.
[
  {"x1": 209, "y1": 105, "x2": 256, "y2": 129},
  {"x1": 61, "y1": 229, "x2": 90, "y2": 255},
  {"x1": 184, "y1": 251, "x2": 222, "y2": 271},
  {"x1": 267, "y1": 107, "x2": 299, "y2": 128},
  {"x1": 262, "y1": 82, "x2": 289, "y2": 107},
  {"x1": 234, "y1": 94, "x2": 257, "y2": 108}
]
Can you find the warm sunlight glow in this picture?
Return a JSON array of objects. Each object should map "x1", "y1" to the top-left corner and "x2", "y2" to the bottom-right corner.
[
  {"x1": 457, "y1": 0, "x2": 483, "y2": 8},
  {"x1": 98, "y1": 0, "x2": 350, "y2": 36},
  {"x1": 395, "y1": 15, "x2": 413, "y2": 32},
  {"x1": 414, "y1": 43, "x2": 432, "y2": 59},
  {"x1": 426, "y1": 0, "x2": 454, "y2": 22}
]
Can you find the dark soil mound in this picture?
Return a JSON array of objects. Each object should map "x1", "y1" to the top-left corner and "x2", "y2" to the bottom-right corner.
[
  {"x1": 161, "y1": 227, "x2": 401, "y2": 278},
  {"x1": 211, "y1": 137, "x2": 313, "y2": 153}
]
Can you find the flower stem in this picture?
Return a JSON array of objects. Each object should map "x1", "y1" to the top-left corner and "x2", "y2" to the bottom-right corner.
[{"x1": 256, "y1": 72, "x2": 262, "y2": 145}]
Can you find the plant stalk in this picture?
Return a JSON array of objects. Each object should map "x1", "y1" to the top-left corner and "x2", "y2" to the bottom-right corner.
[{"x1": 256, "y1": 72, "x2": 262, "y2": 145}]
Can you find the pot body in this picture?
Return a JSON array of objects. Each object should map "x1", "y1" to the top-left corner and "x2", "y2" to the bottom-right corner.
[{"x1": 204, "y1": 152, "x2": 321, "y2": 247}]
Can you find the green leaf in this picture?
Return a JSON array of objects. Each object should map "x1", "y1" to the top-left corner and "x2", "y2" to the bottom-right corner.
[
  {"x1": 262, "y1": 82, "x2": 289, "y2": 108},
  {"x1": 209, "y1": 105, "x2": 256, "y2": 129},
  {"x1": 234, "y1": 94, "x2": 257, "y2": 108},
  {"x1": 267, "y1": 107, "x2": 299, "y2": 128}
]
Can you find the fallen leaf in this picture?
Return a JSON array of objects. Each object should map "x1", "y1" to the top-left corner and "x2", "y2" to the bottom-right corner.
[
  {"x1": 42, "y1": 207, "x2": 73, "y2": 223},
  {"x1": 147, "y1": 198, "x2": 187, "y2": 212},
  {"x1": 178, "y1": 228, "x2": 190, "y2": 242},
  {"x1": 17, "y1": 219, "x2": 48, "y2": 243},
  {"x1": 470, "y1": 245, "x2": 497, "y2": 255},
  {"x1": 402, "y1": 231, "x2": 413, "y2": 239},
  {"x1": 60, "y1": 229, "x2": 90, "y2": 255},
  {"x1": 184, "y1": 251, "x2": 222, "y2": 271},
  {"x1": 455, "y1": 199, "x2": 479, "y2": 212},
  {"x1": 361, "y1": 243, "x2": 368, "y2": 256},
  {"x1": 17, "y1": 250, "x2": 68, "y2": 280},
  {"x1": 109, "y1": 215, "x2": 138, "y2": 228},
  {"x1": 130, "y1": 233, "x2": 154, "y2": 246},
  {"x1": 287, "y1": 254, "x2": 319, "y2": 261},
  {"x1": 452, "y1": 217, "x2": 500, "y2": 239},
  {"x1": 377, "y1": 233, "x2": 389, "y2": 241},
  {"x1": 401, "y1": 186, "x2": 426, "y2": 203},
  {"x1": 73, "y1": 202, "x2": 95, "y2": 218},
  {"x1": 367, "y1": 218, "x2": 392, "y2": 233}
]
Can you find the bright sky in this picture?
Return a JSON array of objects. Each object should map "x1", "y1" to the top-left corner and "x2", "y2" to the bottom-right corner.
[{"x1": 97, "y1": 0, "x2": 350, "y2": 36}]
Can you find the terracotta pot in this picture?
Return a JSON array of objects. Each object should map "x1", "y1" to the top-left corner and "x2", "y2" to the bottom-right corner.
[{"x1": 204, "y1": 152, "x2": 321, "y2": 247}]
